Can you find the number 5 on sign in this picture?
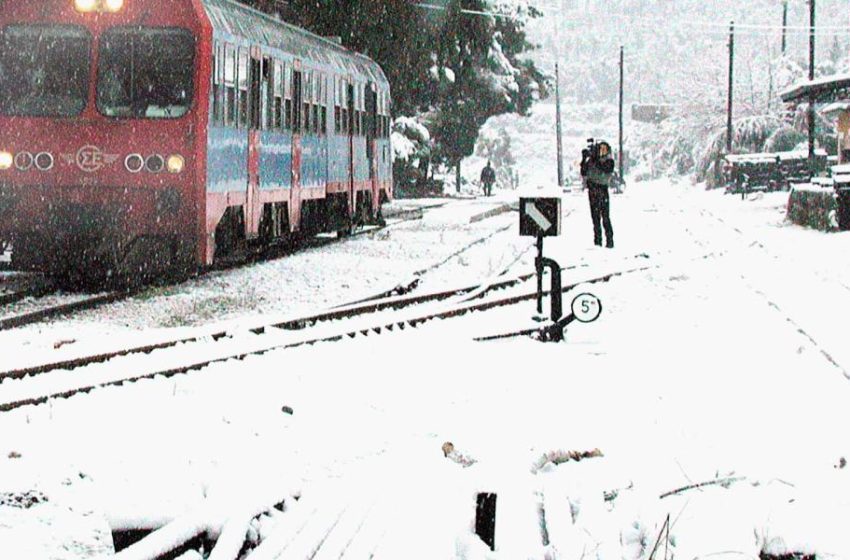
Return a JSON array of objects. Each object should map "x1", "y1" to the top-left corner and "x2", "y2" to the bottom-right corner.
[{"x1": 571, "y1": 293, "x2": 602, "y2": 323}]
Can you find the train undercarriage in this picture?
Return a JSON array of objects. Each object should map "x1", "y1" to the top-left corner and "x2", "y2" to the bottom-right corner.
[
  {"x1": 4, "y1": 191, "x2": 386, "y2": 290},
  {"x1": 215, "y1": 191, "x2": 385, "y2": 258}
]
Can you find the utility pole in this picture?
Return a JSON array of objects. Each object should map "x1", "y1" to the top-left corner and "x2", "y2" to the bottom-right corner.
[
  {"x1": 555, "y1": 62, "x2": 564, "y2": 187},
  {"x1": 808, "y1": 0, "x2": 817, "y2": 174},
  {"x1": 554, "y1": 0, "x2": 566, "y2": 188},
  {"x1": 727, "y1": 21, "x2": 735, "y2": 154},
  {"x1": 781, "y1": 1, "x2": 788, "y2": 56},
  {"x1": 618, "y1": 46, "x2": 624, "y2": 184}
]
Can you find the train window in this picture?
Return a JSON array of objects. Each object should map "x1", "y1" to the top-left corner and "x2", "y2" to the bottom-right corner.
[
  {"x1": 237, "y1": 48, "x2": 248, "y2": 90},
  {"x1": 263, "y1": 56, "x2": 274, "y2": 130},
  {"x1": 312, "y1": 105, "x2": 319, "y2": 135},
  {"x1": 283, "y1": 64, "x2": 292, "y2": 130},
  {"x1": 212, "y1": 43, "x2": 222, "y2": 124},
  {"x1": 249, "y1": 56, "x2": 263, "y2": 131},
  {"x1": 224, "y1": 46, "x2": 236, "y2": 86},
  {"x1": 285, "y1": 99, "x2": 292, "y2": 130},
  {"x1": 334, "y1": 107, "x2": 341, "y2": 134},
  {"x1": 272, "y1": 61, "x2": 283, "y2": 130},
  {"x1": 224, "y1": 45, "x2": 236, "y2": 126},
  {"x1": 321, "y1": 107, "x2": 327, "y2": 136},
  {"x1": 97, "y1": 27, "x2": 194, "y2": 119},
  {"x1": 292, "y1": 70, "x2": 302, "y2": 133},
  {"x1": 315, "y1": 73, "x2": 322, "y2": 105},
  {"x1": 284, "y1": 65, "x2": 292, "y2": 100},
  {"x1": 302, "y1": 70, "x2": 311, "y2": 134},
  {"x1": 0, "y1": 25, "x2": 91, "y2": 117},
  {"x1": 237, "y1": 48, "x2": 249, "y2": 128}
]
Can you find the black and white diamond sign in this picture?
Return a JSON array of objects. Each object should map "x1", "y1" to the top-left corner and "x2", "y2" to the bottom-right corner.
[{"x1": 519, "y1": 197, "x2": 562, "y2": 237}]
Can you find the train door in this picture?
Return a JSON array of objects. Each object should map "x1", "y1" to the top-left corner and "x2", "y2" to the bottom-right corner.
[
  {"x1": 290, "y1": 65, "x2": 303, "y2": 231},
  {"x1": 245, "y1": 48, "x2": 264, "y2": 239},
  {"x1": 366, "y1": 83, "x2": 379, "y2": 215},
  {"x1": 347, "y1": 82, "x2": 356, "y2": 219}
]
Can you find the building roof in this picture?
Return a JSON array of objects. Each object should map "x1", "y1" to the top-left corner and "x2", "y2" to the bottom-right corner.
[
  {"x1": 724, "y1": 148, "x2": 827, "y2": 164},
  {"x1": 780, "y1": 73, "x2": 850, "y2": 104}
]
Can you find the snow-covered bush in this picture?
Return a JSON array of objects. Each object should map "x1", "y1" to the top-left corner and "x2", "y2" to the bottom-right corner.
[
  {"x1": 392, "y1": 117, "x2": 439, "y2": 197},
  {"x1": 764, "y1": 126, "x2": 807, "y2": 153}
]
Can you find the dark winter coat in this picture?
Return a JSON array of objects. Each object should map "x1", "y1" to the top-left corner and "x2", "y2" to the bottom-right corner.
[
  {"x1": 581, "y1": 156, "x2": 615, "y2": 188},
  {"x1": 480, "y1": 165, "x2": 496, "y2": 185}
]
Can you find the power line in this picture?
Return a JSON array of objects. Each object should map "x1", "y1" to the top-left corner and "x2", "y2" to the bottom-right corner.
[
  {"x1": 568, "y1": 21, "x2": 850, "y2": 39},
  {"x1": 558, "y1": 10, "x2": 850, "y2": 31},
  {"x1": 414, "y1": 2, "x2": 850, "y2": 36},
  {"x1": 414, "y1": 3, "x2": 524, "y2": 21}
]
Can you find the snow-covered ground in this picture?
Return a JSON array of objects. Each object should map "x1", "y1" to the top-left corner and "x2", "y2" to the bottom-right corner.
[
  {"x1": 3, "y1": 178, "x2": 850, "y2": 558},
  {"x1": 0, "y1": 196, "x2": 523, "y2": 368}
]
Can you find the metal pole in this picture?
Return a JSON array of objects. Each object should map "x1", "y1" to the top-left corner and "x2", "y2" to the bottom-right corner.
[
  {"x1": 808, "y1": 0, "x2": 817, "y2": 174},
  {"x1": 726, "y1": 21, "x2": 735, "y2": 154},
  {"x1": 536, "y1": 235, "x2": 544, "y2": 315},
  {"x1": 555, "y1": 62, "x2": 564, "y2": 187},
  {"x1": 618, "y1": 46, "x2": 624, "y2": 183},
  {"x1": 781, "y1": 1, "x2": 788, "y2": 55}
]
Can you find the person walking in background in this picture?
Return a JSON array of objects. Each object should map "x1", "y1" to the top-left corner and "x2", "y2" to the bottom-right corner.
[
  {"x1": 581, "y1": 140, "x2": 615, "y2": 248},
  {"x1": 480, "y1": 160, "x2": 496, "y2": 197}
]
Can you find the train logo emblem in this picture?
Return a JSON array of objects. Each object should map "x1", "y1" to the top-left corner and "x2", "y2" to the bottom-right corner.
[{"x1": 61, "y1": 145, "x2": 119, "y2": 173}]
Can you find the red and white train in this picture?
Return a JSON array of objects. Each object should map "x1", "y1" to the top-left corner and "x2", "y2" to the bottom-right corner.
[{"x1": 0, "y1": 0, "x2": 393, "y2": 284}]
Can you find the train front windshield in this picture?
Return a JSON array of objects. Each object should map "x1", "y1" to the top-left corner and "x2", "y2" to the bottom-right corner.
[
  {"x1": 0, "y1": 25, "x2": 91, "y2": 117},
  {"x1": 97, "y1": 27, "x2": 195, "y2": 119}
]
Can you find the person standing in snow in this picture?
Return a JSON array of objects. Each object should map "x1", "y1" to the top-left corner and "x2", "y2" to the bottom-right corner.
[
  {"x1": 581, "y1": 140, "x2": 615, "y2": 248},
  {"x1": 480, "y1": 161, "x2": 496, "y2": 197}
]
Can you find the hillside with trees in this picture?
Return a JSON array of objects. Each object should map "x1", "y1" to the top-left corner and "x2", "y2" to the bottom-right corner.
[{"x1": 526, "y1": 0, "x2": 849, "y2": 182}]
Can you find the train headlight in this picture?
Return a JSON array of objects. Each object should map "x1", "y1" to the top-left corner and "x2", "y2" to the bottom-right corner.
[
  {"x1": 104, "y1": 0, "x2": 124, "y2": 12},
  {"x1": 35, "y1": 152, "x2": 54, "y2": 172},
  {"x1": 74, "y1": 0, "x2": 97, "y2": 12},
  {"x1": 125, "y1": 154, "x2": 144, "y2": 173},
  {"x1": 14, "y1": 152, "x2": 33, "y2": 171},
  {"x1": 145, "y1": 154, "x2": 165, "y2": 174},
  {"x1": 166, "y1": 155, "x2": 185, "y2": 174},
  {"x1": 0, "y1": 152, "x2": 12, "y2": 171}
]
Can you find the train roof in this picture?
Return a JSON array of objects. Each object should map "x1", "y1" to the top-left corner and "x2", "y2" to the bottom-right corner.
[{"x1": 202, "y1": 0, "x2": 389, "y2": 88}]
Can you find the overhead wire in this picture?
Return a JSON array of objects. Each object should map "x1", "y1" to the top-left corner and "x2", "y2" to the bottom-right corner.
[{"x1": 412, "y1": 2, "x2": 850, "y2": 36}]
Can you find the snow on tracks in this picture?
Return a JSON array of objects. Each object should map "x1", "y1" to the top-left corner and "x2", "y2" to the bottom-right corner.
[{"x1": 0, "y1": 252, "x2": 671, "y2": 413}]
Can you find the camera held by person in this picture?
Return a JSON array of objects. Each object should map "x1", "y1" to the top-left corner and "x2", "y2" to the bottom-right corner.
[
  {"x1": 582, "y1": 138, "x2": 599, "y2": 165},
  {"x1": 580, "y1": 138, "x2": 615, "y2": 249}
]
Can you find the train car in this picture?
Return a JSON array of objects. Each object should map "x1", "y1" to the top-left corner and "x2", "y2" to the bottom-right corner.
[{"x1": 0, "y1": 0, "x2": 393, "y2": 284}]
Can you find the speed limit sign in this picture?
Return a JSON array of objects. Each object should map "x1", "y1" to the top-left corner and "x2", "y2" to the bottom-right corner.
[{"x1": 571, "y1": 293, "x2": 602, "y2": 323}]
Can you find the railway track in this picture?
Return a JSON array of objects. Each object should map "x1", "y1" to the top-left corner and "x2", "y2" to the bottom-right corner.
[
  {"x1": 0, "y1": 257, "x2": 669, "y2": 413},
  {"x1": 0, "y1": 211, "x2": 430, "y2": 333},
  {"x1": 0, "y1": 289, "x2": 142, "y2": 331},
  {"x1": 0, "y1": 275, "x2": 54, "y2": 306}
]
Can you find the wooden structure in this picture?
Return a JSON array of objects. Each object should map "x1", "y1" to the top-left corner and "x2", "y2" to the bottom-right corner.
[
  {"x1": 722, "y1": 149, "x2": 827, "y2": 194},
  {"x1": 781, "y1": 74, "x2": 850, "y2": 164}
]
